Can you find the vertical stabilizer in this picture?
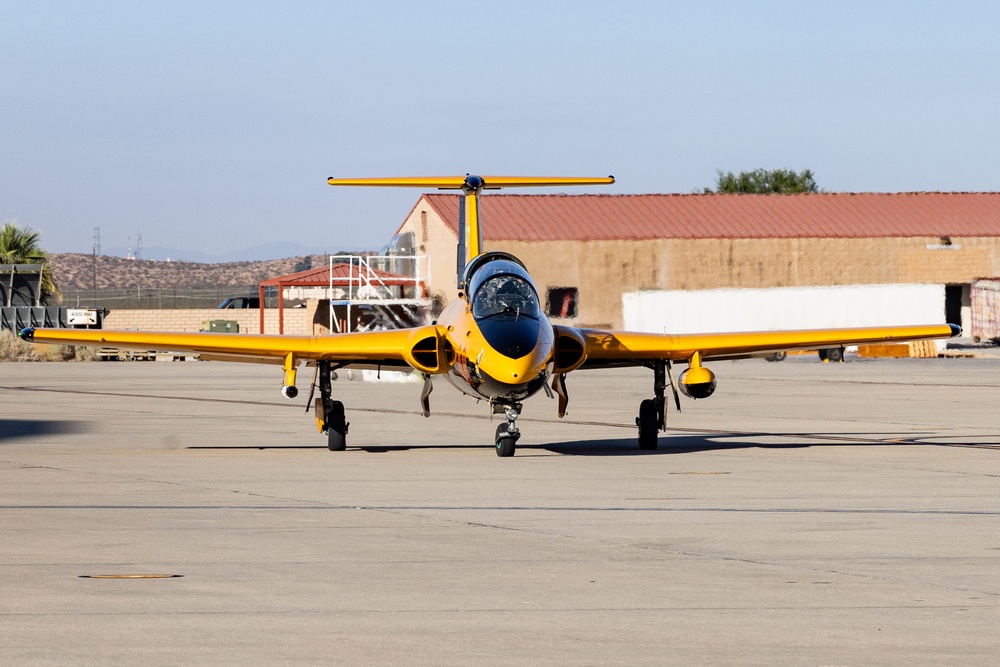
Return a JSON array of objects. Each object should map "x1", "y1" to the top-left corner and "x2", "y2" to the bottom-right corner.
[
  {"x1": 463, "y1": 185, "x2": 482, "y2": 260},
  {"x1": 456, "y1": 195, "x2": 467, "y2": 288}
]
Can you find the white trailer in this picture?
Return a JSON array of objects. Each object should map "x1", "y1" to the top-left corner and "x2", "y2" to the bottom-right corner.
[{"x1": 623, "y1": 284, "x2": 947, "y2": 356}]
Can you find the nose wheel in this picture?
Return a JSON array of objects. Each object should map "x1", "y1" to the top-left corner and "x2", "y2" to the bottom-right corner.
[
  {"x1": 494, "y1": 403, "x2": 521, "y2": 457},
  {"x1": 495, "y1": 423, "x2": 519, "y2": 457}
]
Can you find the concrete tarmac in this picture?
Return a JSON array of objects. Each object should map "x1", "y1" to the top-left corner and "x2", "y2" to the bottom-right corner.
[{"x1": 1, "y1": 357, "x2": 998, "y2": 665}]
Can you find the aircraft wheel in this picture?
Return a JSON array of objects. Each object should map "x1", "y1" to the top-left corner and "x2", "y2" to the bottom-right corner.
[
  {"x1": 637, "y1": 399, "x2": 658, "y2": 450},
  {"x1": 495, "y1": 423, "x2": 516, "y2": 458},
  {"x1": 818, "y1": 347, "x2": 845, "y2": 363},
  {"x1": 326, "y1": 400, "x2": 348, "y2": 451}
]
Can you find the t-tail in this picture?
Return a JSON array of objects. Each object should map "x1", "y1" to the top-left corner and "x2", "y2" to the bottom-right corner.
[{"x1": 326, "y1": 174, "x2": 615, "y2": 288}]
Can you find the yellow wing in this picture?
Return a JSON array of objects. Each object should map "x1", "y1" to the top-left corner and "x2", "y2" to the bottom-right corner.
[
  {"x1": 19, "y1": 325, "x2": 453, "y2": 374},
  {"x1": 579, "y1": 324, "x2": 960, "y2": 367}
]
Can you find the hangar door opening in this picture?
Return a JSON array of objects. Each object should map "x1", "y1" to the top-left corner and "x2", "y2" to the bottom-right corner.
[{"x1": 944, "y1": 283, "x2": 970, "y2": 331}]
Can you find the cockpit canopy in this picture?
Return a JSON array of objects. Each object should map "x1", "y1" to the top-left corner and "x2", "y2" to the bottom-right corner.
[
  {"x1": 467, "y1": 255, "x2": 541, "y2": 320},
  {"x1": 473, "y1": 274, "x2": 540, "y2": 319}
]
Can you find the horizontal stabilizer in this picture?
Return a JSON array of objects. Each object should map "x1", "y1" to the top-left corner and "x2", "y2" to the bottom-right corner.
[{"x1": 327, "y1": 175, "x2": 615, "y2": 190}]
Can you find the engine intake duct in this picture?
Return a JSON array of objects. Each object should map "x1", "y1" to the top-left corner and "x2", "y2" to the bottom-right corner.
[
  {"x1": 552, "y1": 326, "x2": 587, "y2": 374},
  {"x1": 403, "y1": 326, "x2": 455, "y2": 374}
]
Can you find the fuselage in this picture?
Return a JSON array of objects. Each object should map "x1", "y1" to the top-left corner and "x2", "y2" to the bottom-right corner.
[{"x1": 436, "y1": 253, "x2": 554, "y2": 404}]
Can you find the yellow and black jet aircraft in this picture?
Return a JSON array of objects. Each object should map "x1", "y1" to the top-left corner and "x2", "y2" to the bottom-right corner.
[{"x1": 20, "y1": 175, "x2": 960, "y2": 456}]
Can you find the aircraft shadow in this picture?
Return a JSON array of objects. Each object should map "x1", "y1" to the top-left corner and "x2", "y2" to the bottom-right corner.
[
  {"x1": 185, "y1": 432, "x2": 1000, "y2": 455},
  {"x1": 0, "y1": 419, "x2": 88, "y2": 442},
  {"x1": 526, "y1": 435, "x2": 787, "y2": 457},
  {"x1": 187, "y1": 444, "x2": 487, "y2": 453},
  {"x1": 530, "y1": 432, "x2": 1000, "y2": 456}
]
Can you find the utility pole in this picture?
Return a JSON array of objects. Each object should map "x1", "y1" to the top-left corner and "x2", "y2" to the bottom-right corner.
[{"x1": 92, "y1": 227, "x2": 100, "y2": 305}]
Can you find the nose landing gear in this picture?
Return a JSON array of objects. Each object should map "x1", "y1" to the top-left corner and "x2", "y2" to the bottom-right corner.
[{"x1": 494, "y1": 403, "x2": 521, "y2": 457}]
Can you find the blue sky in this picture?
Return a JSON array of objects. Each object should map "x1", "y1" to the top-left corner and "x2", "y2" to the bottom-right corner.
[{"x1": 2, "y1": 1, "x2": 998, "y2": 259}]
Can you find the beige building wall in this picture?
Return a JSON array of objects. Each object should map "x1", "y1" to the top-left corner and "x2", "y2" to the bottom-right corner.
[
  {"x1": 663, "y1": 237, "x2": 1000, "y2": 289},
  {"x1": 397, "y1": 201, "x2": 460, "y2": 309},
  {"x1": 103, "y1": 306, "x2": 316, "y2": 335}
]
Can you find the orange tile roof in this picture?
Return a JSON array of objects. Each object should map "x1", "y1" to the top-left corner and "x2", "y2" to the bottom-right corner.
[{"x1": 417, "y1": 192, "x2": 1000, "y2": 240}]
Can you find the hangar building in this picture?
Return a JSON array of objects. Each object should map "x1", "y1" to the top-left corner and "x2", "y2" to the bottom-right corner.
[{"x1": 393, "y1": 192, "x2": 1000, "y2": 332}]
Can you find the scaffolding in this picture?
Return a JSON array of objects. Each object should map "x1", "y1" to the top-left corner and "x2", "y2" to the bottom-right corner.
[
  {"x1": 257, "y1": 255, "x2": 430, "y2": 334},
  {"x1": 328, "y1": 255, "x2": 430, "y2": 333}
]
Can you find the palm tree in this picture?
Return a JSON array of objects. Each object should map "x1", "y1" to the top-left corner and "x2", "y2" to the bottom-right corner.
[{"x1": 0, "y1": 221, "x2": 60, "y2": 307}]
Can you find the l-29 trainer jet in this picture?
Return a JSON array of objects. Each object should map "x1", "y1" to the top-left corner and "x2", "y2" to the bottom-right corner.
[{"x1": 21, "y1": 175, "x2": 959, "y2": 456}]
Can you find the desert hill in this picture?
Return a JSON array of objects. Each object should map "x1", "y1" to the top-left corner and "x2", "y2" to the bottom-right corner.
[{"x1": 50, "y1": 253, "x2": 335, "y2": 292}]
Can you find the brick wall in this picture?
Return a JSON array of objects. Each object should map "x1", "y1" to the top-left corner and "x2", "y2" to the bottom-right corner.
[{"x1": 103, "y1": 306, "x2": 316, "y2": 335}]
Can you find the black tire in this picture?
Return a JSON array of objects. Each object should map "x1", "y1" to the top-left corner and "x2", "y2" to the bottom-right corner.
[
  {"x1": 765, "y1": 351, "x2": 787, "y2": 362},
  {"x1": 826, "y1": 347, "x2": 843, "y2": 363},
  {"x1": 326, "y1": 400, "x2": 347, "y2": 451},
  {"x1": 637, "y1": 399, "x2": 658, "y2": 450},
  {"x1": 495, "y1": 423, "x2": 516, "y2": 458}
]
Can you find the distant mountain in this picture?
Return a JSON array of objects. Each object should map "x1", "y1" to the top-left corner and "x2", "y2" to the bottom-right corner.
[
  {"x1": 50, "y1": 253, "x2": 342, "y2": 292},
  {"x1": 101, "y1": 241, "x2": 362, "y2": 263}
]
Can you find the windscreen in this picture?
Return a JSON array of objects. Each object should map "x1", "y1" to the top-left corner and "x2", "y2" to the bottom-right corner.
[{"x1": 472, "y1": 275, "x2": 540, "y2": 320}]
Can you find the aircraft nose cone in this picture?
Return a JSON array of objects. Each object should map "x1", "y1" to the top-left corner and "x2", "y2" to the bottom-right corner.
[
  {"x1": 501, "y1": 346, "x2": 552, "y2": 382},
  {"x1": 506, "y1": 357, "x2": 534, "y2": 381}
]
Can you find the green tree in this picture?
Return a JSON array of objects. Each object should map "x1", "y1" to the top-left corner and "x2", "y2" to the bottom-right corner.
[
  {"x1": 706, "y1": 168, "x2": 819, "y2": 194},
  {"x1": 0, "y1": 221, "x2": 60, "y2": 306}
]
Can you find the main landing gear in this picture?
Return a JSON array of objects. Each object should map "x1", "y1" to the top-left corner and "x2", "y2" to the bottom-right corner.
[
  {"x1": 635, "y1": 360, "x2": 678, "y2": 450},
  {"x1": 315, "y1": 361, "x2": 349, "y2": 451},
  {"x1": 494, "y1": 403, "x2": 521, "y2": 457}
]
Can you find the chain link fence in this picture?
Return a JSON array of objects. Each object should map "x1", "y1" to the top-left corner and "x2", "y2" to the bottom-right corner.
[{"x1": 59, "y1": 286, "x2": 267, "y2": 310}]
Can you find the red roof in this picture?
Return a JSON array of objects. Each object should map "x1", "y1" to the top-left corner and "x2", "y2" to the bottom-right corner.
[
  {"x1": 261, "y1": 262, "x2": 412, "y2": 287},
  {"x1": 418, "y1": 192, "x2": 1000, "y2": 240}
]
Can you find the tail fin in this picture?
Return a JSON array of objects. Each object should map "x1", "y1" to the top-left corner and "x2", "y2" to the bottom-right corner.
[
  {"x1": 456, "y1": 195, "x2": 467, "y2": 287},
  {"x1": 327, "y1": 174, "x2": 615, "y2": 288}
]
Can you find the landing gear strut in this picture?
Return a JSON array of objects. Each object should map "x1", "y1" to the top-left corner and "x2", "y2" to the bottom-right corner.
[
  {"x1": 494, "y1": 403, "x2": 521, "y2": 457},
  {"x1": 316, "y1": 361, "x2": 349, "y2": 451},
  {"x1": 636, "y1": 360, "x2": 672, "y2": 450}
]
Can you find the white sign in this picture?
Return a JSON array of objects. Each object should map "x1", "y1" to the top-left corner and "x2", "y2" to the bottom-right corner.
[{"x1": 67, "y1": 309, "x2": 98, "y2": 325}]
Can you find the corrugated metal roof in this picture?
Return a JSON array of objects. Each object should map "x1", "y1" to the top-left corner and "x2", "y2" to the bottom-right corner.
[{"x1": 418, "y1": 192, "x2": 1000, "y2": 240}]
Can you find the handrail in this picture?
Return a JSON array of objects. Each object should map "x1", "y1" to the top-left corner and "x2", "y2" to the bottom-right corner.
[{"x1": 328, "y1": 255, "x2": 430, "y2": 333}]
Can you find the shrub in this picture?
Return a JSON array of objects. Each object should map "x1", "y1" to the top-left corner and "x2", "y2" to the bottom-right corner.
[
  {"x1": 0, "y1": 330, "x2": 97, "y2": 361},
  {"x1": 0, "y1": 330, "x2": 42, "y2": 361}
]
